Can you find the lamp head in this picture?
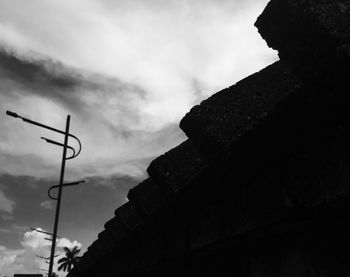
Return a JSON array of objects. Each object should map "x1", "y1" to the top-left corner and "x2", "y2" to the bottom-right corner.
[{"x1": 6, "y1": 110, "x2": 19, "y2": 118}]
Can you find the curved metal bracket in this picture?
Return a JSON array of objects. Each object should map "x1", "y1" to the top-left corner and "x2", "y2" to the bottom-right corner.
[
  {"x1": 67, "y1": 133, "x2": 82, "y2": 159},
  {"x1": 41, "y1": 137, "x2": 76, "y2": 159},
  {"x1": 41, "y1": 135, "x2": 81, "y2": 159},
  {"x1": 48, "y1": 180, "x2": 85, "y2": 200}
]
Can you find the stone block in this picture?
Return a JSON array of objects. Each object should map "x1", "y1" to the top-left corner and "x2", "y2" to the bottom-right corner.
[
  {"x1": 188, "y1": 204, "x2": 224, "y2": 250},
  {"x1": 147, "y1": 139, "x2": 209, "y2": 192},
  {"x1": 280, "y1": 128, "x2": 350, "y2": 209},
  {"x1": 162, "y1": 223, "x2": 188, "y2": 259},
  {"x1": 115, "y1": 201, "x2": 143, "y2": 231},
  {"x1": 180, "y1": 61, "x2": 303, "y2": 163},
  {"x1": 255, "y1": 0, "x2": 350, "y2": 82},
  {"x1": 127, "y1": 178, "x2": 173, "y2": 218},
  {"x1": 76, "y1": 252, "x2": 97, "y2": 274},
  {"x1": 96, "y1": 230, "x2": 117, "y2": 252},
  {"x1": 87, "y1": 240, "x2": 106, "y2": 259},
  {"x1": 104, "y1": 216, "x2": 127, "y2": 242}
]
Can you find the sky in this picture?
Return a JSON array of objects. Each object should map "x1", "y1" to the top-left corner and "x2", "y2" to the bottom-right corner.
[{"x1": 0, "y1": 0, "x2": 277, "y2": 276}]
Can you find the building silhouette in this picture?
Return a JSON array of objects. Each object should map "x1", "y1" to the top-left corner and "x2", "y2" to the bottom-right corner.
[{"x1": 68, "y1": 0, "x2": 350, "y2": 276}]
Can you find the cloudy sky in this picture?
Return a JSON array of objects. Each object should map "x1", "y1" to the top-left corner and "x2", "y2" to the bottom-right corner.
[{"x1": 0, "y1": 0, "x2": 277, "y2": 275}]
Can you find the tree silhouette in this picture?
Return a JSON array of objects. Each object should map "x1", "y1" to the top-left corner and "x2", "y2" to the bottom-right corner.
[{"x1": 57, "y1": 246, "x2": 81, "y2": 272}]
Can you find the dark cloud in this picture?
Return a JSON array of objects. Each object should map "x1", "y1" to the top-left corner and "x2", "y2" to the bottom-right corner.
[
  {"x1": 0, "y1": 175, "x2": 52, "y2": 249},
  {"x1": 0, "y1": 50, "x2": 79, "y2": 90},
  {"x1": 0, "y1": 49, "x2": 178, "y2": 178},
  {"x1": 0, "y1": 49, "x2": 146, "y2": 117}
]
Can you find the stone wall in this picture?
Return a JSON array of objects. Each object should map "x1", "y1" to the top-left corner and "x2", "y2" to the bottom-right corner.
[{"x1": 68, "y1": 1, "x2": 350, "y2": 276}]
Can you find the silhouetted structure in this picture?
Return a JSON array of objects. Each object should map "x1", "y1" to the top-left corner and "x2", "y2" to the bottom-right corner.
[{"x1": 68, "y1": 0, "x2": 350, "y2": 276}]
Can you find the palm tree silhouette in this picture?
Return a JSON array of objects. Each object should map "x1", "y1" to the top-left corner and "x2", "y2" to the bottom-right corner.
[{"x1": 57, "y1": 246, "x2": 81, "y2": 272}]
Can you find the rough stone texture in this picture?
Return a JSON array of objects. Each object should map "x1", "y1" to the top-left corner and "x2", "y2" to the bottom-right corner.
[
  {"x1": 87, "y1": 240, "x2": 107, "y2": 258},
  {"x1": 96, "y1": 230, "x2": 117, "y2": 252},
  {"x1": 78, "y1": 252, "x2": 97, "y2": 270},
  {"x1": 103, "y1": 216, "x2": 127, "y2": 242},
  {"x1": 188, "y1": 203, "x2": 225, "y2": 250},
  {"x1": 115, "y1": 201, "x2": 143, "y2": 231},
  {"x1": 147, "y1": 140, "x2": 209, "y2": 192},
  {"x1": 180, "y1": 61, "x2": 303, "y2": 162},
  {"x1": 134, "y1": 217, "x2": 350, "y2": 277},
  {"x1": 68, "y1": 1, "x2": 350, "y2": 277},
  {"x1": 255, "y1": 0, "x2": 350, "y2": 83},
  {"x1": 281, "y1": 126, "x2": 350, "y2": 208},
  {"x1": 127, "y1": 178, "x2": 173, "y2": 218}
]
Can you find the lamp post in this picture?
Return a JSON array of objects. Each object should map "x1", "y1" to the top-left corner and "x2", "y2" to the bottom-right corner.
[{"x1": 6, "y1": 111, "x2": 83, "y2": 277}]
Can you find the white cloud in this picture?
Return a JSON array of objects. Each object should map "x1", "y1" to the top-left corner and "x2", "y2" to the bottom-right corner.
[
  {"x1": 0, "y1": 247, "x2": 26, "y2": 275},
  {"x1": 0, "y1": 187, "x2": 15, "y2": 214},
  {"x1": 0, "y1": 0, "x2": 277, "y2": 179},
  {"x1": 0, "y1": 227, "x2": 82, "y2": 277},
  {"x1": 0, "y1": 0, "x2": 275, "y2": 118},
  {"x1": 57, "y1": 238, "x2": 82, "y2": 250},
  {"x1": 40, "y1": 200, "x2": 54, "y2": 210},
  {"x1": 21, "y1": 228, "x2": 52, "y2": 250}
]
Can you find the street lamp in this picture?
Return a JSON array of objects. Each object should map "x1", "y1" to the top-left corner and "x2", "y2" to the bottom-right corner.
[
  {"x1": 7, "y1": 110, "x2": 83, "y2": 277},
  {"x1": 6, "y1": 111, "x2": 81, "y2": 158}
]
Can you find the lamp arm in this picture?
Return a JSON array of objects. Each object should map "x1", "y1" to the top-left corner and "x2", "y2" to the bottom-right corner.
[
  {"x1": 41, "y1": 137, "x2": 76, "y2": 159},
  {"x1": 68, "y1": 133, "x2": 82, "y2": 159},
  {"x1": 6, "y1": 111, "x2": 82, "y2": 158},
  {"x1": 48, "y1": 180, "x2": 85, "y2": 200}
]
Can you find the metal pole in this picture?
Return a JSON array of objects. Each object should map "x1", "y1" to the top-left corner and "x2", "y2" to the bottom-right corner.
[{"x1": 48, "y1": 115, "x2": 70, "y2": 277}]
